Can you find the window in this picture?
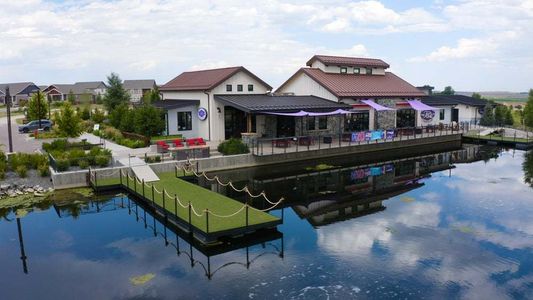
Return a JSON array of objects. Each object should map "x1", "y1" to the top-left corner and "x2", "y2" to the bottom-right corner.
[
  {"x1": 439, "y1": 109, "x2": 445, "y2": 120},
  {"x1": 340, "y1": 67, "x2": 347, "y2": 74},
  {"x1": 318, "y1": 116, "x2": 328, "y2": 129},
  {"x1": 353, "y1": 68, "x2": 360, "y2": 74},
  {"x1": 237, "y1": 84, "x2": 243, "y2": 92},
  {"x1": 306, "y1": 116, "x2": 316, "y2": 130},
  {"x1": 177, "y1": 111, "x2": 192, "y2": 131},
  {"x1": 366, "y1": 67, "x2": 373, "y2": 75},
  {"x1": 396, "y1": 109, "x2": 416, "y2": 128},
  {"x1": 248, "y1": 84, "x2": 254, "y2": 92},
  {"x1": 226, "y1": 84, "x2": 232, "y2": 92},
  {"x1": 344, "y1": 112, "x2": 369, "y2": 131}
]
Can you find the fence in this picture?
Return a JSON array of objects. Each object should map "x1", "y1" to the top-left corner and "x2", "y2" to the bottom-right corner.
[
  {"x1": 463, "y1": 124, "x2": 533, "y2": 145},
  {"x1": 251, "y1": 124, "x2": 467, "y2": 156}
]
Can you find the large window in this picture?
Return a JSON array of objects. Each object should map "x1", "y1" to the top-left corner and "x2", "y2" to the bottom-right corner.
[
  {"x1": 318, "y1": 116, "x2": 328, "y2": 129},
  {"x1": 248, "y1": 84, "x2": 254, "y2": 92},
  {"x1": 366, "y1": 67, "x2": 373, "y2": 75},
  {"x1": 177, "y1": 111, "x2": 192, "y2": 131},
  {"x1": 306, "y1": 116, "x2": 316, "y2": 130},
  {"x1": 237, "y1": 84, "x2": 243, "y2": 92},
  {"x1": 396, "y1": 109, "x2": 416, "y2": 128},
  {"x1": 226, "y1": 84, "x2": 232, "y2": 92},
  {"x1": 345, "y1": 112, "x2": 369, "y2": 131},
  {"x1": 439, "y1": 109, "x2": 445, "y2": 120}
]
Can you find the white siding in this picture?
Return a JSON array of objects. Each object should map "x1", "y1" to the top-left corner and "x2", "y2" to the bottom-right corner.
[
  {"x1": 211, "y1": 71, "x2": 270, "y2": 95},
  {"x1": 166, "y1": 106, "x2": 199, "y2": 138},
  {"x1": 277, "y1": 72, "x2": 338, "y2": 102},
  {"x1": 456, "y1": 104, "x2": 481, "y2": 124},
  {"x1": 417, "y1": 106, "x2": 452, "y2": 126},
  {"x1": 310, "y1": 61, "x2": 385, "y2": 75}
]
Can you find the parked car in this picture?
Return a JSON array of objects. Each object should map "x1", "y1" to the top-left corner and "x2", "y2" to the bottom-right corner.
[{"x1": 18, "y1": 119, "x2": 53, "y2": 133}]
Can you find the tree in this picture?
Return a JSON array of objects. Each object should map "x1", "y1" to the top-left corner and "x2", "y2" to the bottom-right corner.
[
  {"x1": 80, "y1": 106, "x2": 91, "y2": 120},
  {"x1": 441, "y1": 86, "x2": 455, "y2": 95},
  {"x1": 494, "y1": 105, "x2": 507, "y2": 126},
  {"x1": 108, "y1": 103, "x2": 130, "y2": 129},
  {"x1": 472, "y1": 92, "x2": 482, "y2": 99},
  {"x1": 133, "y1": 105, "x2": 165, "y2": 137},
  {"x1": 103, "y1": 72, "x2": 130, "y2": 111},
  {"x1": 479, "y1": 103, "x2": 495, "y2": 126},
  {"x1": 67, "y1": 90, "x2": 76, "y2": 104},
  {"x1": 523, "y1": 150, "x2": 533, "y2": 187},
  {"x1": 505, "y1": 107, "x2": 514, "y2": 126},
  {"x1": 91, "y1": 107, "x2": 105, "y2": 124},
  {"x1": 524, "y1": 89, "x2": 533, "y2": 128},
  {"x1": 55, "y1": 102, "x2": 82, "y2": 137},
  {"x1": 142, "y1": 86, "x2": 161, "y2": 104},
  {"x1": 27, "y1": 91, "x2": 49, "y2": 122}
]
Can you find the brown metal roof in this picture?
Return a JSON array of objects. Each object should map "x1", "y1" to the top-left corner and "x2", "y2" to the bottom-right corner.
[
  {"x1": 277, "y1": 68, "x2": 425, "y2": 98},
  {"x1": 160, "y1": 66, "x2": 272, "y2": 91},
  {"x1": 306, "y1": 55, "x2": 390, "y2": 68}
]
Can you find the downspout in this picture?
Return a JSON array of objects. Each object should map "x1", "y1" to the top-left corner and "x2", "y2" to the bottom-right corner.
[{"x1": 204, "y1": 91, "x2": 211, "y2": 141}]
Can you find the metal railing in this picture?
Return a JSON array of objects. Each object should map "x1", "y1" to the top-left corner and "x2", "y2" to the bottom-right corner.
[{"x1": 251, "y1": 124, "x2": 468, "y2": 156}]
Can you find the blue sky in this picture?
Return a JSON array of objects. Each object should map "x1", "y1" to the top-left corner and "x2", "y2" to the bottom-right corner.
[{"x1": 1, "y1": 0, "x2": 532, "y2": 92}]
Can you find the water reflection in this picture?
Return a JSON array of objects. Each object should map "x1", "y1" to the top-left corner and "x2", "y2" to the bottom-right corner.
[{"x1": 524, "y1": 150, "x2": 533, "y2": 187}]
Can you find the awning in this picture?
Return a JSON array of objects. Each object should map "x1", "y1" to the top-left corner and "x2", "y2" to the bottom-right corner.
[
  {"x1": 407, "y1": 100, "x2": 439, "y2": 111},
  {"x1": 360, "y1": 99, "x2": 395, "y2": 111},
  {"x1": 263, "y1": 109, "x2": 352, "y2": 117}
]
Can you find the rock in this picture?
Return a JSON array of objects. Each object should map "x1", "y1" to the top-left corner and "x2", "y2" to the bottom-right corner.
[
  {"x1": 26, "y1": 188, "x2": 35, "y2": 193},
  {"x1": 0, "y1": 184, "x2": 11, "y2": 190},
  {"x1": 16, "y1": 190, "x2": 23, "y2": 195}
]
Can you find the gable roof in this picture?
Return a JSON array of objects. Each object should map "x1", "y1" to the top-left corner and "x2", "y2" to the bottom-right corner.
[
  {"x1": 214, "y1": 94, "x2": 350, "y2": 113},
  {"x1": 123, "y1": 79, "x2": 156, "y2": 90},
  {"x1": 307, "y1": 55, "x2": 390, "y2": 69},
  {"x1": 277, "y1": 68, "x2": 425, "y2": 98},
  {"x1": 74, "y1": 81, "x2": 106, "y2": 90},
  {"x1": 43, "y1": 84, "x2": 76, "y2": 94},
  {"x1": 160, "y1": 66, "x2": 272, "y2": 91},
  {"x1": 0, "y1": 82, "x2": 39, "y2": 95},
  {"x1": 422, "y1": 95, "x2": 489, "y2": 107}
]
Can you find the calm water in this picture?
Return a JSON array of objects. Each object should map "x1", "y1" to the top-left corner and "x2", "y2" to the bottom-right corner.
[{"x1": 1, "y1": 145, "x2": 533, "y2": 299}]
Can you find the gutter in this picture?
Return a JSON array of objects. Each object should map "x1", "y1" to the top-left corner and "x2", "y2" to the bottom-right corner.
[{"x1": 204, "y1": 90, "x2": 211, "y2": 141}]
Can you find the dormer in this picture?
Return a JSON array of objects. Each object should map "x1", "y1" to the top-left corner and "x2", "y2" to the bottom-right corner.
[{"x1": 306, "y1": 55, "x2": 389, "y2": 75}]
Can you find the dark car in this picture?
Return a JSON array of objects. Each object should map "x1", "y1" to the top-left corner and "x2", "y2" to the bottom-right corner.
[{"x1": 18, "y1": 120, "x2": 53, "y2": 133}]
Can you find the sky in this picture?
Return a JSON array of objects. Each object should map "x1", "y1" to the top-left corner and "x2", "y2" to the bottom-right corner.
[{"x1": 0, "y1": 0, "x2": 532, "y2": 92}]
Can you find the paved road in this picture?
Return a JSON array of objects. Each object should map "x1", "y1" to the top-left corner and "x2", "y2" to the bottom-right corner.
[{"x1": 0, "y1": 116, "x2": 46, "y2": 153}]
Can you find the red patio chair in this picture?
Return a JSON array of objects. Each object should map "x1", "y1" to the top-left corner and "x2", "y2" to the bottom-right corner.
[
  {"x1": 156, "y1": 141, "x2": 169, "y2": 153},
  {"x1": 173, "y1": 139, "x2": 184, "y2": 147},
  {"x1": 196, "y1": 137, "x2": 206, "y2": 145},
  {"x1": 186, "y1": 139, "x2": 197, "y2": 147}
]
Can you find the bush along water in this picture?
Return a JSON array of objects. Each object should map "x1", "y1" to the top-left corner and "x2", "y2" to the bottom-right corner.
[
  {"x1": 217, "y1": 138, "x2": 250, "y2": 155},
  {"x1": 42, "y1": 139, "x2": 112, "y2": 171},
  {"x1": 1, "y1": 152, "x2": 49, "y2": 178}
]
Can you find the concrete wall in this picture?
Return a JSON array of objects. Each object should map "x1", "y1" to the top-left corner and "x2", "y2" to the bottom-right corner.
[{"x1": 51, "y1": 168, "x2": 89, "y2": 189}]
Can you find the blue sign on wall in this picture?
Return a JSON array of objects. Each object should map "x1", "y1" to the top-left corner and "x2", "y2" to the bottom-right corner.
[{"x1": 198, "y1": 107, "x2": 208, "y2": 121}]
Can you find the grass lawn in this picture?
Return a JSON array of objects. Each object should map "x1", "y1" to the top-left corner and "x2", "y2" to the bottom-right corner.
[{"x1": 96, "y1": 172, "x2": 279, "y2": 233}]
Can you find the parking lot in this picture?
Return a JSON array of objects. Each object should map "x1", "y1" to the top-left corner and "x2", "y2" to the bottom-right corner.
[{"x1": 0, "y1": 116, "x2": 47, "y2": 153}]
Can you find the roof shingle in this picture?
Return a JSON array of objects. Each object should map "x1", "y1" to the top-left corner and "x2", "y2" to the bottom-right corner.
[{"x1": 214, "y1": 94, "x2": 350, "y2": 113}]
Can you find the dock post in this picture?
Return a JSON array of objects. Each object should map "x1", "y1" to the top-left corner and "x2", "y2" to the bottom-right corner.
[
  {"x1": 174, "y1": 194, "x2": 178, "y2": 217},
  {"x1": 119, "y1": 169, "x2": 122, "y2": 186},
  {"x1": 94, "y1": 171, "x2": 97, "y2": 188},
  {"x1": 142, "y1": 179, "x2": 145, "y2": 198},
  {"x1": 126, "y1": 172, "x2": 129, "y2": 189},
  {"x1": 188, "y1": 202, "x2": 192, "y2": 233},
  {"x1": 245, "y1": 204, "x2": 249, "y2": 228},
  {"x1": 134, "y1": 176, "x2": 137, "y2": 193},
  {"x1": 151, "y1": 185, "x2": 155, "y2": 208},
  {"x1": 162, "y1": 188, "x2": 166, "y2": 217},
  {"x1": 175, "y1": 165, "x2": 178, "y2": 178},
  {"x1": 205, "y1": 209, "x2": 209, "y2": 234}
]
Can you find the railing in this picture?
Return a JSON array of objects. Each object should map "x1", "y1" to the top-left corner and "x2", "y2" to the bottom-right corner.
[
  {"x1": 463, "y1": 124, "x2": 533, "y2": 145},
  {"x1": 251, "y1": 124, "x2": 468, "y2": 156}
]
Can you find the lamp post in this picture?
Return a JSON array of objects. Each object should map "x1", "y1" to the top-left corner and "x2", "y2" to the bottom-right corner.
[
  {"x1": 37, "y1": 91, "x2": 42, "y2": 129},
  {"x1": 6, "y1": 86, "x2": 13, "y2": 152}
]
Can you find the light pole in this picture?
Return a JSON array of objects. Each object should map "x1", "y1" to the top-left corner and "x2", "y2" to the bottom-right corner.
[
  {"x1": 6, "y1": 86, "x2": 13, "y2": 152},
  {"x1": 37, "y1": 91, "x2": 42, "y2": 129}
]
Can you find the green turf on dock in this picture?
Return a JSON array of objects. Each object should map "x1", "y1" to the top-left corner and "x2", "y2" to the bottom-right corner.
[{"x1": 95, "y1": 172, "x2": 279, "y2": 233}]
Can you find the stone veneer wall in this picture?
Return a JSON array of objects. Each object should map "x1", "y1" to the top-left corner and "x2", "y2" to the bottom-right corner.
[{"x1": 375, "y1": 99, "x2": 396, "y2": 129}]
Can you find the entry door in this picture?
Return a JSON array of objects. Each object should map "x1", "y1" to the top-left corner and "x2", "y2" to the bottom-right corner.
[
  {"x1": 276, "y1": 116, "x2": 295, "y2": 137},
  {"x1": 451, "y1": 109, "x2": 459, "y2": 123},
  {"x1": 224, "y1": 106, "x2": 246, "y2": 139}
]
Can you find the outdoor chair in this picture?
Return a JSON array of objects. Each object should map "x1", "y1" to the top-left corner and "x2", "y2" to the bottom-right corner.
[
  {"x1": 173, "y1": 139, "x2": 184, "y2": 147},
  {"x1": 196, "y1": 137, "x2": 206, "y2": 145},
  {"x1": 156, "y1": 141, "x2": 170, "y2": 153},
  {"x1": 186, "y1": 139, "x2": 198, "y2": 147}
]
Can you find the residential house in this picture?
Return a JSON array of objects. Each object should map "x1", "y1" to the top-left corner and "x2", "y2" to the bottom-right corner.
[
  {"x1": 42, "y1": 84, "x2": 75, "y2": 102},
  {"x1": 42, "y1": 81, "x2": 107, "y2": 103},
  {"x1": 276, "y1": 55, "x2": 427, "y2": 131},
  {"x1": 123, "y1": 79, "x2": 157, "y2": 103},
  {"x1": 0, "y1": 82, "x2": 40, "y2": 106}
]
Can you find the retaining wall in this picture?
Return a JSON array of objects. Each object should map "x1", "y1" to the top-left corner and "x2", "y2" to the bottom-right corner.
[{"x1": 51, "y1": 134, "x2": 462, "y2": 189}]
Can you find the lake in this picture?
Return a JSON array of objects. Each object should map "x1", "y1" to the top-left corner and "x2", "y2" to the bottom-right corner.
[{"x1": 1, "y1": 145, "x2": 532, "y2": 299}]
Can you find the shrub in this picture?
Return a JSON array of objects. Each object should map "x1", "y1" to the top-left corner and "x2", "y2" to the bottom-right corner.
[
  {"x1": 55, "y1": 102, "x2": 83, "y2": 137},
  {"x1": 217, "y1": 138, "x2": 249, "y2": 155},
  {"x1": 96, "y1": 155, "x2": 110, "y2": 167},
  {"x1": 38, "y1": 164, "x2": 50, "y2": 177},
  {"x1": 81, "y1": 106, "x2": 91, "y2": 120},
  {"x1": 91, "y1": 107, "x2": 105, "y2": 124},
  {"x1": 78, "y1": 159, "x2": 89, "y2": 169},
  {"x1": 67, "y1": 149, "x2": 86, "y2": 166},
  {"x1": 103, "y1": 127, "x2": 122, "y2": 140},
  {"x1": 56, "y1": 159, "x2": 71, "y2": 172},
  {"x1": 0, "y1": 170, "x2": 4, "y2": 180},
  {"x1": 43, "y1": 139, "x2": 69, "y2": 152},
  {"x1": 16, "y1": 165, "x2": 28, "y2": 178}
]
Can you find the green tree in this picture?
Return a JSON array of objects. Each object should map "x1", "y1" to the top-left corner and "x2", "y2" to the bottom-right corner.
[
  {"x1": 80, "y1": 106, "x2": 91, "y2": 120},
  {"x1": 441, "y1": 86, "x2": 455, "y2": 95},
  {"x1": 472, "y1": 92, "x2": 482, "y2": 99},
  {"x1": 108, "y1": 103, "x2": 130, "y2": 129},
  {"x1": 27, "y1": 91, "x2": 49, "y2": 121},
  {"x1": 91, "y1": 107, "x2": 105, "y2": 124},
  {"x1": 67, "y1": 90, "x2": 76, "y2": 104},
  {"x1": 524, "y1": 89, "x2": 533, "y2": 128},
  {"x1": 142, "y1": 86, "x2": 161, "y2": 104},
  {"x1": 133, "y1": 105, "x2": 165, "y2": 137},
  {"x1": 103, "y1": 72, "x2": 130, "y2": 111},
  {"x1": 504, "y1": 107, "x2": 514, "y2": 126},
  {"x1": 479, "y1": 103, "x2": 495, "y2": 126},
  {"x1": 55, "y1": 102, "x2": 82, "y2": 137},
  {"x1": 494, "y1": 105, "x2": 507, "y2": 126},
  {"x1": 523, "y1": 150, "x2": 533, "y2": 187}
]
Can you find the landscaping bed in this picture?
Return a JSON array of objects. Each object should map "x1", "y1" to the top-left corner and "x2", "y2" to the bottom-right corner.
[{"x1": 43, "y1": 139, "x2": 112, "y2": 171}]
